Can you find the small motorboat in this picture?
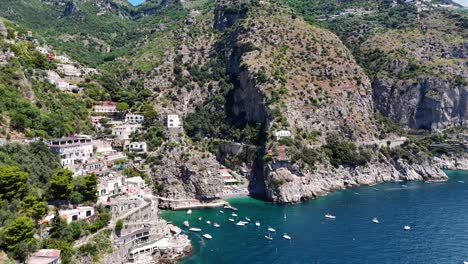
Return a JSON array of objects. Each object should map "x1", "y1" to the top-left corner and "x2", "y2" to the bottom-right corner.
[
  {"x1": 203, "y1": 234, "x2": 212, "y2": 240},
  {"x1": 232, "y1": 213, "x2": 238, "y2": 217},
  {"x1": 458, "y1": 180, "x2": 465, "y2": 183},
  {"x1": 268, "y1": 227, "x2": 276, "y2": 232},
  {"x1": 265, "y1": 235, "x2": 273, "y2": 240},
  {"x1": 183, "y1": 221, "x2": 189, "y2": 227},
  {"x1": 206, "y1": 220, "x2": 211, "y2": 225},
  {"x1": 245, "y1": 217, "x2": 251, "y2": 222},
  {"x1": 228, "y1": 218, "x2": 235, "y2": 222},
  {"x1": 198, "y1": 217, "x2": 202, "y2": 221},
  {"x1": 213, "y1": 223, "x2": 220, "y2": 228},
  {"x1": 220, "y1": 210, "x2": 224, "y2": 213},
  {"x1": 255, "y1": 221, "x2": 261, "y2": 227},
  {"x1": 187, "y1": 209, "x2": 192, "y2": 215},
  {"x1": 236, "y1": 221, "x2": 246, "y2": 226},
  {"x1": 189, "y1": 228, "x2": 202, "y2": 232},
  {"x1": 325, "y1": 214, "x2": 336, "y2": 219},
  {"x1": 404, "y1": 225, "x2": 411, "y2": 231},
  {"x1": 372, "y1": 217, "x2": 379, "y2": 224},
  {"x1": 283, "y1": 233, "x2": 291, "y2": 240},
  {"x1": 401, "y1": 185, "x2": 408, "y2": 188}
]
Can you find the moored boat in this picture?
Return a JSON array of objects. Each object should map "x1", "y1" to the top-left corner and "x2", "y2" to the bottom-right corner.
[
  {"x1": 372, "y1": 217, "x2": 379, "y2": 224},
  {"x1": 187, "y1": 209, "x2": 192, "y2": 215},
  {"x1": 203, "y1": 234, "x2": 212, "y2": 239},
  {"x1": 183, "y1": 221, "x2": 189, "y2": 227},
  {"x1": 189, "y1": 228, "x2": 202, "y2": 232},
  {"x1": 283, "y1": 233, "x2": 291, "y2": 240},
  {"x1": 213, "y1": 223, "x2": 220, "y2": 228},
  {"x1": 325, "y1": 213, "x2": 336, "y2": 219},
  {"x1": 265, "y1": 234, "x2": 273, "y2": 240},
  {"x1": 404, "y1": 225, "x2": 411, "y2": 231},
  {"x1": 268, "y1": 227, "x2": 276, "y2": 232},
  {"x1": 255, "y1": 221, "x2": 261, "y2": 227}
]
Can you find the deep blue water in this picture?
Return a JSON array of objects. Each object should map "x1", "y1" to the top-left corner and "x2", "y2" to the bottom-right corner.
[
  {"x1": 161, "y1": 170, "x2": 468, "y2": 264},
  {"x1": 128, "y1": 0, "x2": 145, "y2": 6}
]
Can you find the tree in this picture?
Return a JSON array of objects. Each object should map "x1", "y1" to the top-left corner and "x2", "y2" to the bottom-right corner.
[
  {"x1": 49, "y1": 209, "x2": 67, "y2": 240},
  {"x1": 1, "y1": 216, "x2": 36, "y2": 261},
  {"x1": 48, "y1": 169, "x2": 73, "y2": 201},
  {"x1": 18, "y1": 195, "x2": 48, "y2": 222},
  {"x1": 115, "y1": 219, "x2": 123, "y2": 231},
  {"x1": 116, "y1": 102, "x2": 129, "y2": 112},
  {"x1": 47, "y1": 239, "x2": 75, "y2": 264},
  {"x1": 0, "y1": 166, "x2": 28, "y2": 201},
  {"x1": 78, "y1": 174, "x2": 98, "y2": 202}
]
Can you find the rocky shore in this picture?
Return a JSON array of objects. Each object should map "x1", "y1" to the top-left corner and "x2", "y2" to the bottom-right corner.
[
  {"x1": 264, "y1": 154, "x2": 449, "y2": 204},
  {"x1": 434, "y1": 153, "x2": 468, "y2": 171}
]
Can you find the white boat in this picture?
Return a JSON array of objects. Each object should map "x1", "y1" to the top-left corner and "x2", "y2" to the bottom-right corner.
[
  {"x1": 404, "y1": 225, "x2": 411, "y2": 231},
  {"x1": 372, "y1": 217, "x2": 379, "y2": 224},
  {"x1": 232, "y1": 213, "x2": 238, "y2": 217},
  {"x1": 203, "y1": 234, "x2": 212, "y2": 240},
  {"x1": 220, "y1": 210, "x2": 224, "y2": 213},
  {"x1": 255, "y1": 221, "x2": 261, "y2": 227},
  {"x1": 236, "y1": 221, "x2": 246, "y2": 226},
  {"x1": 325, "y1": 213, "x2": 336, "y2": 219},
  {"x1": 187, "y1": 209, "x2": 192, "y2": 215},
  {"x1": 282, "y1": 233, "x2": 291, "y2": 240},
  {"x1": 245, "y1": 217, "x2": 251, "y2": 222},
  {"x1": 268, "y1": 227, "x2": 276, "y2": 232},
  {"x1": 206, "y1": 221, "x2": 211, "y2": 225},
  {"x1": 458, "y1": 180, "x2": 465, "y2": 183},
  {"x1": 265, "y1": 234, "x2": 273, "y2": 240},
  {"x1": 198, "y1": 217, "x2": 202, "y2": 221},
  {"x1": 228, "y1": 218, "x2": 235, "y2": 222},
  {"x1": 183, "y1": 221, "x2": 189, "y2": 227},
  {"x1": 189, "y1": 228, "x2": 202, "y2": 232},
  {"x1": 213, "y1": 223, "x2": 220, "y2": 228}
]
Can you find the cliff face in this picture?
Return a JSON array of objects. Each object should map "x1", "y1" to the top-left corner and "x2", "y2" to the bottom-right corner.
[
  {"x1": 149, "y1": 145, "x2": 224, "y2": 202},
  {"x1": 216, "y1": 0, "x2": 377, "y2": 142},
  {"x1": 359, "y1": 10, "x2": 468, "y2": 131},
  {"x1": 264, "y1": 149, "x2": 448, "y2": 203},
  {"x1": 373, "y1": 76, "x2": 466, "y2": 130}
]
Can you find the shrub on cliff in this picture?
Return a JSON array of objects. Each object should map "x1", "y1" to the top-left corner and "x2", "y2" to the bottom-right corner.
[{"x1": 323, "y1": 136, "x2": 371, "y2": 168}]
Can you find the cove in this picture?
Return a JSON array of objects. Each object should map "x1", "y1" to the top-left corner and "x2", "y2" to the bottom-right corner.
[{"x1": 161, "y1": 170, "x2": 468, "y2": 263}]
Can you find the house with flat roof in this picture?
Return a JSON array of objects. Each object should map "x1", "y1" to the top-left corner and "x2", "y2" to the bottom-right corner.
[
  {"x1": 58, "y1": 64, "x2": 81, "y2": 77},
  {"x1": 98, "y1": 174, "x2": 123, "y2": 197},
  {"x1": 93, "y1": 101, "x2": 118, "y2": 114},
  {"x1": 273, "y1": 130, "x2": 292, "y2": 140},
  {"x1": 60, "y1": 206, "x2": 94, "y2": 224},
  {"x1": 129, "y1": 142, "x2": 147, "y2": 153},
  {"x1": 47, "y1": 137, "x2": 93, "y2": 166},
  {"x1": 167, "y1": 114, "x2": 182, "y2": 128},
  {"x1": 112, "y1": 123, "x2": 142, "y2": 140},
  {"x1": 125, "y1": 113, "x2": 144, "y2": 123},
  {"x1": 125, "y1": 176, "x2": 145, "y2": 189},
  {"x1": 28, "y1": 249, "x2": 61, "y2": 264}
]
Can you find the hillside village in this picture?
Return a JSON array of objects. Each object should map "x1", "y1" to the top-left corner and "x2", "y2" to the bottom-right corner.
[{"x1": 0, "y1": 20, "x2": 249, "y2": 264}]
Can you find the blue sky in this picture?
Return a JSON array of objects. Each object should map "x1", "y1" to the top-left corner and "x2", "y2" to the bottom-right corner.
[
  {"x1": 452, "y1": 0, "x2": 468, "y2": 7},
  {"x1": 128, "y1": 0, "x2": 145, "y2": 6}
]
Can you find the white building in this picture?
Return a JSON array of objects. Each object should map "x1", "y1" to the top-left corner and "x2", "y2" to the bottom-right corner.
[
  {"x1": 125, "y1": 176, "x2": 145, "y2": 189},
  {"x1": 55, "y1": 55, "x2": 71, "y2": 64},
  {"x1": 93, "y1": 101, "x2": 118, "y2": 113},
  {"x1": 112, "y1": 123, "x2": 142, "y2": 140},
  {"x1": 58, "y1": 64, "x2": 81, "y2": 77},
  {"x1": 98, "y1": 174, "x2": 123, "y2": 197},
  {"x1": 129, "y1": 142, "x2": 147, "y2": 153},
  {"x1": 125, "y1": 113, "x2": 144, "y2": 123},
  {"x1": 273, "y1": 130, "x2": 292, "y2": 140},
  {"x1": 35, "y1": 46, "x2": 49, "y2": 54},
  {"x1": 47, "y1": 137, "x2": 94, "y2": 166},
  {"x1": 167, "y1": 114, "x2": 182, "y2": 128},
  {"x1": 58, "y1": 206, "x2": 95, "y2": 224}
]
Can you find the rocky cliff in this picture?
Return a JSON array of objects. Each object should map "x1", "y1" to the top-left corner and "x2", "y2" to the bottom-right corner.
[
  {"x1": 149, "y1": 144, "x2": 224, "y2": 203},
  {"x1": 264, "y1": 147, "x2": 448, "y2": 203}
]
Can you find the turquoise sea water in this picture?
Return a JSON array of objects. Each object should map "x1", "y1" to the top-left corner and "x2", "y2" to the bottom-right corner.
[{"x1": 161, "y1": 170, "x2": 468, "y2": 264}]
